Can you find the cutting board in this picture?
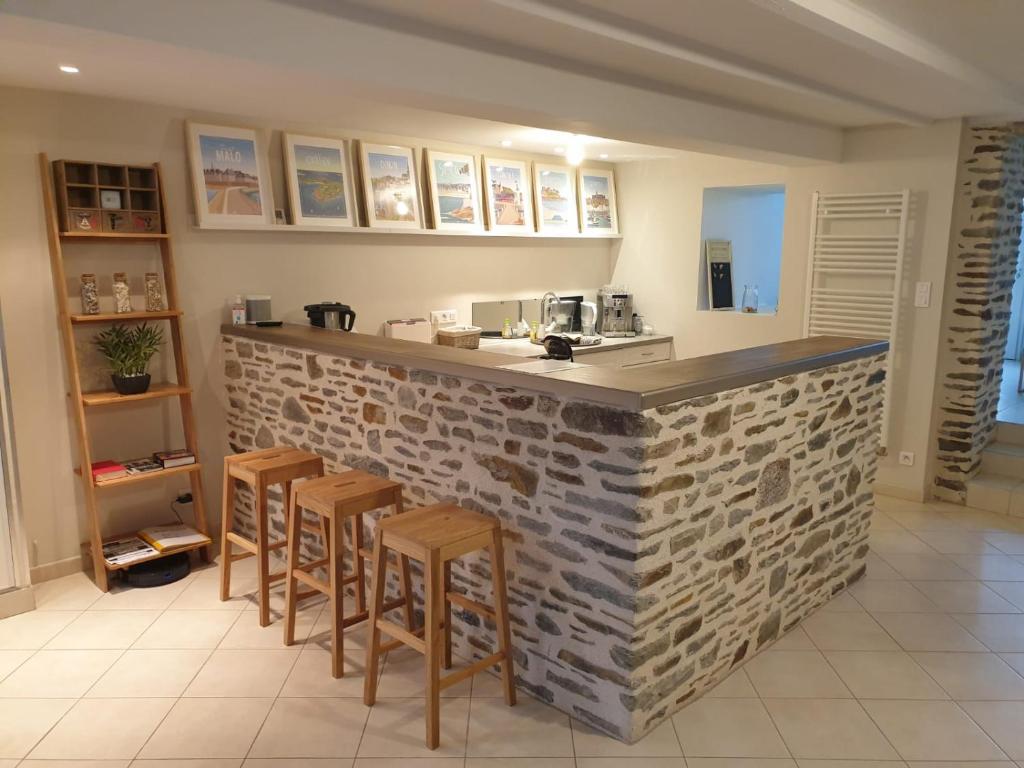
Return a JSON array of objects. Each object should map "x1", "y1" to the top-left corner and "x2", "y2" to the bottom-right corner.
[{"x1": 384, "y1": 318, "x2": 431, "y2": 343}]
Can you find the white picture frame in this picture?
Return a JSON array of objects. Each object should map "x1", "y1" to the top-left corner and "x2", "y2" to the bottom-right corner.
[
  {"x1": 533, "y1": 162, "x2": 579, "y2": 234},
  {"x1": 482, "y1": 156, "x2": 534, "y2": 234},
  {"x1": 358, "y1": 142, "x2": 422, "y2": 229},
  {"x1": 282, "y1": 133, "x2": 357, "y2": 228},
  {"x1": 185, "y1": 122, "x2": 274, "y2": 227},
  {"x1": 425, "y1": 149, "x2": 484, "y2": 232},
  {"x1": 578, "y1": 167, "x2": 619, "y2": 236}
]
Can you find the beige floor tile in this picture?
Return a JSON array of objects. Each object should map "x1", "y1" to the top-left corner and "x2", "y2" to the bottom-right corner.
[
  {"x1": 89, "y1": 577, "x2": 192, "y2": 610},
  {"x1": 906, "y1": 763, "x2": 1015, "y2": 768},
  {"x1": 916, "y1": 531, "x2": 1004, "y2": 555},
  {"x1": 376, "y1": 646, "x2": 472, "y2": 698},
  {"x1": 136, "y1": 760, "x2": 243, "y2": 768},
  {"x1": 878, "y1": 554, "x2": 974, "y2": 581},
  {"x1": 280, "y1": 647, "x2": 368, "y2": 697},
  {"x1": 672, "y1": 698, "x2": 789, "y2": 758},
  {"x1": 466, "y1": 696, "x2": 571, "y2": 758},
  {"x1": 817, "y1": 593, "x2": 864, "y2": 613},
  {"x1": 861, "y1": 699, "x2": 1005, "y2": 761},
  {"x1": 217, "y1": 605, "x2": 321, "y2": 650},
  {"x1": 909, "y1": 581, "x2": 1020, "y2": 613},
  {"x1": 44, "y1": 611, "x2": 160, "y2": 650},
  {"x1": 1002, "y1": 652, "x2": 1024, "y2": 676},
  {"x1": 86, "y1": 649, "x2": 211, "y2": 697},
  {"x1": 19, "y1": 761, "x2": 133, "y2": 767},
  {"x1": 986, "y1": 581, "x2": 1024, "y2": 610},
  {"x1": 952, "y1": 613, "x2": 1024, "y2": 652},
  {"x1": 249, "y1": 760, "x2": 351, "y2": 768},
  {"x1": 0, "y1": 698, "x2": 75, "y2": 758},
  {"x1": 746, "y1": 650, "x2": 851, "y2": 698},
  {"x1": 869, "y1": 531, "x2": 937, "y2": 556},
  {"x1": 0, "y1": 611, "x2": 80, "y2": 649},
  {"x1": 802, "y1": 612, "x2": 899, "y2": 651},
  {"x1": 464, "y1": 759, "x2": 574, "y2": 768},
  {"x1": 864, "y1": 553, "x2": 904, "y2": 580},
  {"x1": 911, "y1": 652, "x2": 1024, "y2": 699},
  {"x1": 951, "y1": 556, "x2": 1024, "y2": 582},
  {"x1": 849, "y1": 581, "x2": 940, "y2": 613},
  {"x1": 29, "y1": 697, "x2": 173, "y2": 760},
  {"x1": 873, "y1": 613, "x2": 987, "y2": 651},
  {"x1": 687, "y1": 760, "x2": 797, "y2": 768},
  {"x1": 705, "y1": 668, "x2": 757, "y2": 697},
  {"x1": 168, "y1": 575, "x2": 253, "y2": 610},
  {"x1": 0, "y1": 649, "x2": 121, "y2": 697},
  {"x1": 771, "y1": 627, "x2": 817, "y2": 650},
  {"x1": 138, "y1": 697, "x2": 274, "y2": 758},
  {"x1": 471, "y1": 669, "x2": 507, "y2": 698},
  {"x1": 0, "y1": 760, "x2": 20, "y2": 768},
  {"x1": 0, "y1": 648, "x2": 32, "y2": 680},
  {"x1": 132, "y1": 610, "x2": 239, "y2": 649},
  {"x1": 985, "y1": 533, "x2": 1024, "y2": 555},
  {"x1": 184, "y1": 649, "x2": 299, "y2": 697},
  {"x1": 360, "y1": 697, "x2": 471, "y2": 758},
  {"x1": 762, "y1": 699, "x2": 897, "y2": 760},
  {"x1": 572, "y1": 718, "x2": 681, "y2": 757},
  {"x1": 32, "y1": 573, "x2": 103, "y2": 611},
  {"x1": 958, "y1": 701, "x2": 1024, "y2": 759},
  {"x1": 825, "y1": 651, "x2": 948, "y2": 699},
  {"x1": 576, "y1": 760, "x2": 686, "y2": 768},
  {"x1": 242, "y1": 584, "x2": 327, "y2": 618},
  {"x1": 248, "y1": 697, "x2": 368, "y2": 758},
  {"x1": 797, "y1": 762, "x2": 905, "y2": 768}
]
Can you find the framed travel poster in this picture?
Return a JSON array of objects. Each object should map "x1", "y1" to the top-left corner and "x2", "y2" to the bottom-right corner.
[
  {"x1": 425, "y1": 149, "x2": 483, "y2": 232},
  {"x1": 578, "y1": 167, "x2": 619, "y2": 235},
  {"x1": 533, "y1": 163, "x2": 579, "y2": 234},
  {"x1": 282, "y1": 133, "x2": 356, "y2": 228},
  {"x1": 358, "y1": 142, "x2": 422, "y2": 229},
  {"x1": 483, "y1": 157, "x2": 533, "y2": 233},
  {"x1": 185, "y1": 122, "x2": 274, "y2": 226}
]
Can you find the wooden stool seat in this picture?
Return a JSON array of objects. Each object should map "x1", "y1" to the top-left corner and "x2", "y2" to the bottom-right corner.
[
  {"x1": 364, "y1": 502, "x2": 516, "y2": 750},
  {"x1": 220, "y1": 447, "x2": 324, "y2": 626},
  {"x1": 284, "y1": 469, "x2": 414, "y2": 678}
]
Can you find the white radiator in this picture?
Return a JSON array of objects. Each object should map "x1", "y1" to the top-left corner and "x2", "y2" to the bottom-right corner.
[{"x1": 802, "y1": 190, "x2": 909, "y2": 450}]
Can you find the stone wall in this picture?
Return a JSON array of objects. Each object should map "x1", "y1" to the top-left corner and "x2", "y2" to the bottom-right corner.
[
  {"x1": 222, "y1": 334, "x2": 885, "y2": 741},
  {"x1": 935, "y1": 124, "x2": 1024, "y2": 501}
]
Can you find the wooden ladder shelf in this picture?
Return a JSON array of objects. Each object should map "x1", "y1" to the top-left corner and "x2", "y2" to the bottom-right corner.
[{"x1": 38, "y1": 153, "x2": 211, "y2": 591}]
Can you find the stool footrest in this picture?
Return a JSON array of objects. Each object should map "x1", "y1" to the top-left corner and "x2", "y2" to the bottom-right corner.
[
  {"x1": 225, "y1": 531, "x2": 257, "y2": 553},
  {"x1": 439, "y1": 651, "x2": 505, "y2": 691},
  {"x1": 342, "y1": 595, "x2": 407, "y2": 629},
  {"x1": 446, "y1": 591, "x2": 495, "y2": 621},
  {"x1": 377, "y1": 618, "x2": 426, "y2": 654},
  {"x1": 358, "y1": 548, "x2": 403, "y2": 571},
  {"x1": 293, "y1": 568, "x2": 330, "y2": 595}
]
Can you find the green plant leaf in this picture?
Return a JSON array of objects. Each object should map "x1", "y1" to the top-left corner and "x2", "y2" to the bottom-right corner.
[{"x1": 94, "y1": 322, "x2": 164, "y2": 377}]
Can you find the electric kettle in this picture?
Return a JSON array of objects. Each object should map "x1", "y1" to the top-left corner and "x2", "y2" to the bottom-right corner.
[{"x1": 305, "y1": 302, "x2": 356, "y2": 331}]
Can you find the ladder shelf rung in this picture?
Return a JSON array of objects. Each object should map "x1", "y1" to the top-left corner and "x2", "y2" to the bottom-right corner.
[
  {"x1": 81, "y1": 383, "x2": 191, "y2": 407},
  {"x1": 71, "y1": 310, "x2": 182, "y2": 324}
]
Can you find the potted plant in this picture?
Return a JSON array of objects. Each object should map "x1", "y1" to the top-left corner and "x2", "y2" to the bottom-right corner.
[{"x1": 94, "y1": 323, "x2": 164, "y2": 395}]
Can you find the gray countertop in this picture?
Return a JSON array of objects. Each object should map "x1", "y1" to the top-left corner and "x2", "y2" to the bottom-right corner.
[
  {"x1": 221, "y1": 323, "x2": 887, "y2": 410},
  {"x1": 477, "y1": 334, "x2": 672, "y2": 358}
]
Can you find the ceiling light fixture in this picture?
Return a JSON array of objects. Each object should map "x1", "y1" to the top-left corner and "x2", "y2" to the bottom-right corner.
[
  {"x1": 553, "y1": 146, "x2": 565, "y2": 154},
  {"x1": 59, "y1": 65, "x2": 79, "y2": 74},
  {"x1": 599, "y1": 153, "x2": 609, "y2": 159},
  {"x1": 566, "y1": 136, "x2": 585, "y2": 166},
  {"x1": 500, "y1": 139, "x2": 512, "y2": 148}
]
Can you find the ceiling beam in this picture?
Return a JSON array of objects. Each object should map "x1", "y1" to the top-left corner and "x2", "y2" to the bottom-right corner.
[
  {"x1": 761, "y1": 0, "x2": 1024, "y2": 109},
  {"x1": 484, "y1": 0, "x2": 931, "y2": 126}
]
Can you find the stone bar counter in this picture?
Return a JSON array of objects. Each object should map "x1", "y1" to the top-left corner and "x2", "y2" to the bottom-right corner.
[{"x1": 220, "y1": 324, "x2": 887, "y2": 743}]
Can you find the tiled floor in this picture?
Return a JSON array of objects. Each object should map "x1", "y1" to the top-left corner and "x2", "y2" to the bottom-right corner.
[
  {"x1": 5, "y1": 495, "x2": 1024, "y2": 766},
  {"x1": 997, "y1": 359, "x2": 1024, "y2": 424}
]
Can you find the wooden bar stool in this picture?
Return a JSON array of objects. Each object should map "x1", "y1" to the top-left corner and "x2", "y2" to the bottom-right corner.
[
  {"x1": 363, "y1": 503, "x2": 516, "y2": 750},
  {"x1": 283, "y1": 470, "x2": 415, "y2": 678},
  {"x1": 220, "y1": 446, "x2": 324, "y2": 626}
]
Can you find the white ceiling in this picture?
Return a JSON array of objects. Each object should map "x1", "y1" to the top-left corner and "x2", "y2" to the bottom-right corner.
[{"x1": 1, "y1": 0, "x2": 1021, "y2": 163}]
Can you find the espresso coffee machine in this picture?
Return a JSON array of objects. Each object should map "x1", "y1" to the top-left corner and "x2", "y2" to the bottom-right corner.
[{"x1": 597, "y1": 287, "x2": 635, "y2": 337}]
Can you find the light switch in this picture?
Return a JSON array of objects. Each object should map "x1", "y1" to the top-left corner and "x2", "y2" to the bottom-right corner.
[{"x1": 914, "y1": 282, "x2": 931, "y2": 308}]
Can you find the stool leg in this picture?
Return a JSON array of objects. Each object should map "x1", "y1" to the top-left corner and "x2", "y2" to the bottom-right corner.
[
  {"x1": 424, "y1": 550, "x2": 442, "y2": 750},
  {"x1": 363, "y1": 527, "x2": 387, "y2": 706},
  {"x1": 352, "y1": 514, "x2": 367, "y2": 614},
  {"x1": 255, "y1": 481, "x2": 272, "y2": 627},
  {"x1": 219, "y1": 463, "x2": 236, "y2": 602},
  {"x1": 393, "y1": 491, "x2": 416, "y2": 631},
  {"x1": 329, "y1": 511, "x2": 346, "y2": 678},
  {"x1": 442, "y1": 561, "x2": 453, "y2": 670},
  {"x1": 490, "y1": 528, "x2": 516, "y2": 706},
  {"x1": 283, "y1": 488, "x2": 303, "y2": 646}
]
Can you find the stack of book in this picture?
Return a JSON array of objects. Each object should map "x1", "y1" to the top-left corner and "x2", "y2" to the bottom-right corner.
[
  {"x1": 90, "y1": 449, "x2": 195, "y2": 485},
  {"x1": 101, "y1": 523, "x2": 211, "y2": 567}
]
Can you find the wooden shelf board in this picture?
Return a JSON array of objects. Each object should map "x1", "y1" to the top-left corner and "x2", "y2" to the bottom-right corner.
[
  {"x1": 99, "y1": 530, "x2": 212, "y2": 572},
  {"x1": 195, "y1": 221, "x2": 622, "y2": 240},
  {"x1": 81, "y1": 462, "x2": 202, "y2": 490},
  {"x1": 82, "y1": 383, "x2": 190, "y2": 407},
  {"x1": 70, "y1": 310, "x2": 182, "y2": 324},
  {"x1": 60, "y1": 231, "x2": 168, "y2": 241}
]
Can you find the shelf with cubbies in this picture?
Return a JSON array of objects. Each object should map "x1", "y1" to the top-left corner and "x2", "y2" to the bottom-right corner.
[{"x1": 40, "y1": 153, "x2": 211, "y2": 590}]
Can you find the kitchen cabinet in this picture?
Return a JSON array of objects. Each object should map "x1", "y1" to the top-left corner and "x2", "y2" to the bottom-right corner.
[{"x1": 575, "y1": 340, "x2": 672, "y2": 368}]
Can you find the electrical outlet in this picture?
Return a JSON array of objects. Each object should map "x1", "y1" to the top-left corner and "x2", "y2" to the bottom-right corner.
[
  {"x1": 175, "y1": 491, "x2": 194, "y2": 505},
  {"x1": 898, "y1": 451, "x2": 915, "y2": 466},
  {"x1": 914, "y1": 282, "x2": 932, "y2": 308},
  {"x1": 430, "y1": 309, "x2": 457, "y2": 325}
]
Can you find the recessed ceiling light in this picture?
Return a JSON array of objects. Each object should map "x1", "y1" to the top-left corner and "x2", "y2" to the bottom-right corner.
[
  {"x1": 59, "y1": 65, "x2": 79, "y2": 74},
  {"x1": 566, "y1": 136, "x2": 585, "y2": 166},
  {"x1": 599, "y1": 153, "x2": 609, "y2": 159},
  {"x1": 500, "y1": 139, "x2": 512, "y2": 148},
  {"x1": 553, "y1": 146, "x2": 565, "y2": 154}
]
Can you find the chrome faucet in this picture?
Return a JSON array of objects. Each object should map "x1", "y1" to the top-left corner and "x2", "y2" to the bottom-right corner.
[{"x1": 540, "y1": 291, "x2": 561, "y2": 333}]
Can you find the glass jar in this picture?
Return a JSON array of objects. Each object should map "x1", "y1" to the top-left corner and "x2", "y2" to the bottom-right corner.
[
  {"x1": 112, "y1": 272, "x2": 132, "y2": 314},
  {"x1": 741, "y1": 284, "x2": 759, "y2": 314},
  {"x1": 144, "y1": 272, "x2": 164, "y2": 312},
  {"x1": 79, "y1": 273, "x2": 99, "y2": 315}
]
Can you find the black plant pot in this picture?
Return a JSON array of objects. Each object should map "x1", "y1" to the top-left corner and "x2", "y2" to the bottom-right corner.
[{"x1": 111, "y1": 373, "x2": 151, "y2": 395}]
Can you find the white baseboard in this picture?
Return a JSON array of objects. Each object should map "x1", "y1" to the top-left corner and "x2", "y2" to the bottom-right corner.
[
  {"x1": 30, "y1": 554, "x2": 83, "y2": 584},
  {"x1": 0, "y1": 585, "x2": 35, "y2": 618},
  {"x1": 874, "y1": 482, "x2": 926, "y2": 502}
]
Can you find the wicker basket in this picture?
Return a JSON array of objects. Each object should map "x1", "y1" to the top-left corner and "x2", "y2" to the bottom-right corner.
[{"x1": 436, "y1": 325, "x2": 482, "y2": 349}]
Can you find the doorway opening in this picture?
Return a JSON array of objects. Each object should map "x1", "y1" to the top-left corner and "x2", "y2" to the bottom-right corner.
[{"x1": 999, "y1": 211, "x2": 1024, "y2": 424}]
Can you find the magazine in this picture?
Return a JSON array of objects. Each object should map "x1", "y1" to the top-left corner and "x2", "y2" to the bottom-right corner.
[
  {"x1": 138, "y1": 523, "x2": 211, "y2": 552},
  {"x1": 102, "y1": 536, "x2": 157, "y2": 566}
]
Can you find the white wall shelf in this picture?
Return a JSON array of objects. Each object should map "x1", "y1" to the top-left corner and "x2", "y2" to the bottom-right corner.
[{"x1": 193, "y1": 220, "x2": 622, "y2": 241}]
